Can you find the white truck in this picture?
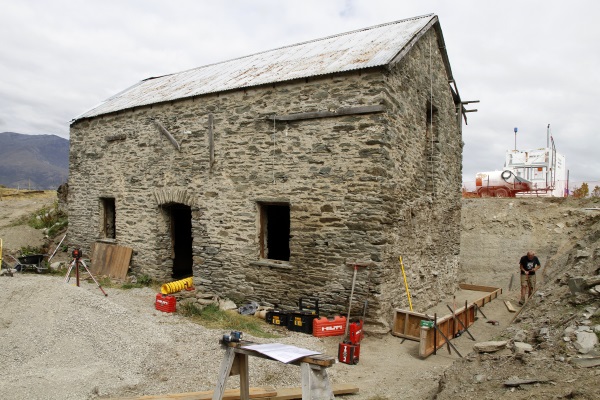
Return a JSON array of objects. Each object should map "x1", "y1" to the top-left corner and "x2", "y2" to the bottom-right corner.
[{"x1": 475, "y1": 170, "x2": 533, "y2": 197}]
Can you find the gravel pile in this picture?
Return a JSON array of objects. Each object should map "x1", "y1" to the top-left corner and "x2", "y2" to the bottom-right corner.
[{"x1": 0, "y1": 275, "x2": 330, "y2": 400}]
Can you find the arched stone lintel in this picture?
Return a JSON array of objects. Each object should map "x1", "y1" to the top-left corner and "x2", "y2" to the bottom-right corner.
[{"x1": 154, "y1": 188, "x2": 195, "y2": 207}]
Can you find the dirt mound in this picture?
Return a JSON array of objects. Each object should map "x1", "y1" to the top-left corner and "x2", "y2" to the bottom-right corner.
[{"x1": 436, "y1": 197, "x2": 600, "y2": 399}]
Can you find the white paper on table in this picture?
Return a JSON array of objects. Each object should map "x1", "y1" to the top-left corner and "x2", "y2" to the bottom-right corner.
[{"x1": 243, "y1": 343, "x2": 321, "y2": 364}]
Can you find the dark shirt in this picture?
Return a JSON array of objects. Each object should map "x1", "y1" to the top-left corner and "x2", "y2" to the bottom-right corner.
[{"x1": 520, "y1": 255, "x2": 540, "y2": 275}]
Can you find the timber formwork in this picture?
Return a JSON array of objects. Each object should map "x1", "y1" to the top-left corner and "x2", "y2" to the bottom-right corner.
[{"x1": 391, "y1": 283, "x2": 502, "y2": 358}]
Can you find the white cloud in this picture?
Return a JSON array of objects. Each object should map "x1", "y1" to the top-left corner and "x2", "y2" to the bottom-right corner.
[{"x1": 0, "y1": 0, "x2": 598, "y2": 185}]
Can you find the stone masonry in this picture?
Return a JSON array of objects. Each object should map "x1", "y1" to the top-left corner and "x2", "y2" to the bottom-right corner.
[{"x1": 69, "y1": 26, "x2": 462, "y2": 330}]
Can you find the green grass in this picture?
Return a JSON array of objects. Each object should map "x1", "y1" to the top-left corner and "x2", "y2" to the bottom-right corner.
[
  {"x1": 95, "y1": 274, "x2": 157, "y2": 290},
  {"x1": 177, "y1": 303, "x2": 280, "y2": 339},
  {"x1": 27, "y1": 201, "x2": 68, "y2": 236}
]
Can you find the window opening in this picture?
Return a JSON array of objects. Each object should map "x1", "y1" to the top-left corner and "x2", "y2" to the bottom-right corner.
[
  {"x1": 259, "y1": 203, "x2": 290, "y2": 261},
  {"x1": 100, "y1": 198, "x2": 116, "y2": 239}
]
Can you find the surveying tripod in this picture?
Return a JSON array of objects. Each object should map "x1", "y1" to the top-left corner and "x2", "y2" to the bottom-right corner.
[{"x1": 64, "y1": 248, "x2": 108, "y2": 296}]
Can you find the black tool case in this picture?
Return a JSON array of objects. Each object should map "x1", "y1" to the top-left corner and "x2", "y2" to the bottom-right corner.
[
  {"x1": 287, "y1": 297, "x2": 320, "y2": 334},
  {"x1": 265, "y1": 308, "x2": 290, "y2": 326}
]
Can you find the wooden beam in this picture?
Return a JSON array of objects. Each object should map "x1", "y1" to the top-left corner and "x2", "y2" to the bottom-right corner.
[
  {"x1": 268, "y1": 105, "x2": 384, "y2": 122},
  {"x1": 110, "y1": 384, "x2": 358, "y2": 400},
  {"x1": 266, "y1": 383, "x2": 358, "y2": 399},
  {"x1": 208, "y1": 113, "x2": 214, "y2": 168},
  {"x1": 111, "y1": 386, "x2": 276, "y2": 399},
  {"x1": 458, "y1": 283, "x2": 500, "y2": 293},
  {"x1": 155, "y1": 120, "x2": 181, "y2": 152},
  {"x1": 105, "y1": 134, "x2": 127, "y2": 142}
]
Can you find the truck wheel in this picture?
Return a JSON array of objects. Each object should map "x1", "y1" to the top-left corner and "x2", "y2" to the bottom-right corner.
[
  {"x1": 495, "y1": 188, "x2": 509, "y2": 198},
  {"x1": 479, "y1": 189, "x2": 491, "y2": 198}
]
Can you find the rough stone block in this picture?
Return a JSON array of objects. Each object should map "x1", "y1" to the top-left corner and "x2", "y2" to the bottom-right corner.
[{"x1": 473, "y1": 341, "x2": 508, "y2": 353}]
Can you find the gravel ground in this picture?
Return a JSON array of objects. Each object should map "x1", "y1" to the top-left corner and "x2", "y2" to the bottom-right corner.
[{"x1": 0, "y1": 274, "x2": 329, "y2": 400}]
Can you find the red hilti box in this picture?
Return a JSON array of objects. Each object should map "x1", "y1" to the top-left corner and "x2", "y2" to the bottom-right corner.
[
  {"x1": 338, "y1": 341, "x2": 360, "y2": 365},
  {"x1": 312, "y1": 316, "x2": 347, "y2": 338},
  {"x1": 348, "y1": 319, "x2": 364, "y2": 344},
  {"x1": 155, "y1": 294, "x2": 176, "y2": 313}
]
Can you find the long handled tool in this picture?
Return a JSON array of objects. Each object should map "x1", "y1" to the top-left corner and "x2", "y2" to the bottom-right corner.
[
  {"x1": 48, "y1": 233, "x2": 67, "y2": 262},
  {"x1": 343, "y1": 264, "x2": 361, "y2": 340},
  {"x1": 339, "y1": 263, "x2": 368, "y2": 365},
  {"x1": 399, "y1": 257, "x2": 413, "y2": 311}
]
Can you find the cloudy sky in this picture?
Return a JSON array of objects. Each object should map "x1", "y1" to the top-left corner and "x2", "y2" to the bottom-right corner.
[{"x1": 1, "y1": 0, "x2": 599, "y2": 187}]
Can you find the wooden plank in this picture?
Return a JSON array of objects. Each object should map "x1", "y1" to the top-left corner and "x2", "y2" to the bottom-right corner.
[
  {"x1": 112, "y1": 386, "x2": 277, "y2": 400},
  {"x1": 391, "y1": 309, "x2": 430, "y2": 341},
  {"x1": 111, "y1": 384, "x2": 358, "y2": 400},
  {"x1": 504, "y1": 300, "x2": 516, "y2": 313},
  {"x1": 269, "y1": 105, "x2": 384, "y2": 122},
  {"x1": 90, "y1": 242, "x2": 133, "y2": 279},
  {"x1": 418, "y1": 304, "x2": 478, "y2": 358},
  {"x1": 458, "y1": 283, "x2": 500, "y2": 293},
  {"x1": 264, "y1": 383, "x2": 358, "y2": 400}
]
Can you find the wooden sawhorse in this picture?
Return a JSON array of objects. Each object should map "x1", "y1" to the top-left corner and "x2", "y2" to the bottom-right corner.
[{"x1": 212, "y1": 341, "x2": 336, "y2": 400}]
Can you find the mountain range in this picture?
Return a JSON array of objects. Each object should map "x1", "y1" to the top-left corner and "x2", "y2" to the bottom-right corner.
[{"x1": 0, "y1": 132, "x2": 69, "y2": 190}]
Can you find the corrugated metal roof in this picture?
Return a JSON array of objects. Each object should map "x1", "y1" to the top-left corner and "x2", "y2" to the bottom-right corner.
[{"x1": 74, "y1": 14, "x2": 437, "y2": 121}]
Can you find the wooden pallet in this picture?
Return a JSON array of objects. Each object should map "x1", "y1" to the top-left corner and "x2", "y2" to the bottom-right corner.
[{"x1": 391, "y1": 283, "x2": 501, "y2": 358}]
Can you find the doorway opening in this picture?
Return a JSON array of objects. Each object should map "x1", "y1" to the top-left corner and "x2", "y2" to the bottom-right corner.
[{"x1": 169, "y1": 204, "x2": 193, "y2": 279}]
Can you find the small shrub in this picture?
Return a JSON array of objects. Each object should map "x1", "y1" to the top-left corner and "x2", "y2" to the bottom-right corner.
[
  {"x1": 137, "y1": 274, "x2": 153, "y2": 286},
  {"x1": 27, "y1": 201, "x2": 68, "y2": 234},
  {"x1": 19, "y1": 245, "x2": 43, "y2": 256},
  {"x1": 119, "y1": 275, "x2": 154, "y2": 289}
]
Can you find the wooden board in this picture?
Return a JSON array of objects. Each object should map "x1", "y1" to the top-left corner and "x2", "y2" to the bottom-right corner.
[
  {"x1": 391, "y1": 310, "x2": 429, "y2": 341},
  {"x1": 90, "y1": 242, "x2": 133, "y2": 279},
  {"x1": 110, "y1": 384, "x2": 358, "y2": 400},
  {"x1": 112, "y1": 386, "x2": 277, "y2": 400},
  {"x1": 270, "y1": 105, "x2": 384, "y2": 122},
  {"x1": 458, "y1": 283, "x2": 500, "y2": 292},
  {"x1": 265, "y1": 383, "x2": 359, "y2": 399},
  {"x1": 418, "y1": 306, "x2": 475, "y2": 358},
  {"x1": 504, "y1": 300, "x2": 516, "y2": 313}
]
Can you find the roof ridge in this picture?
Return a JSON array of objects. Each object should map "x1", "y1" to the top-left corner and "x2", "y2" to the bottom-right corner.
[{"x1": 144, "y1": 13, "x2": 436, "y2": 81}]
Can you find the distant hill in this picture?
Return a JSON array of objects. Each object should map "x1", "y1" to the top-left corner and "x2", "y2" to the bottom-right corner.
[{"x1": 0, "y1": 132, "x2": 69, "y2": 190}]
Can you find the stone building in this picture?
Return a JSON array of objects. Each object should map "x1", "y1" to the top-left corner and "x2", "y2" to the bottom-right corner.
[{"x1": 69, "y1": 14, "x2": 467, "y2": 329}]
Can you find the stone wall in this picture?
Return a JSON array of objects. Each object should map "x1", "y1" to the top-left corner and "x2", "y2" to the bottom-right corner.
[
  {"x1": 69, "y1": 27, "x2": 462, "y2": 328},
  {"x1": 377, "y1": 28, "x2": 462, "y2": 321}
]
